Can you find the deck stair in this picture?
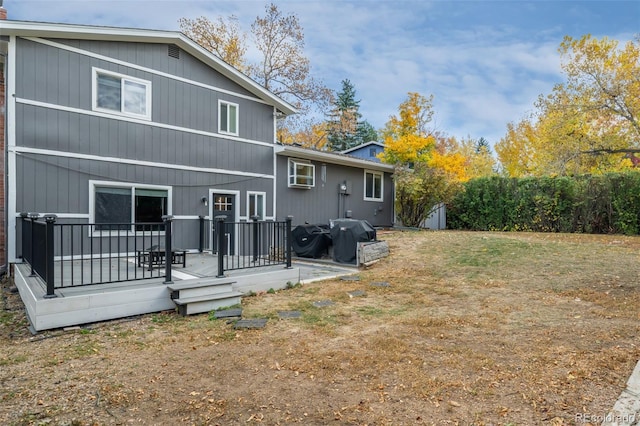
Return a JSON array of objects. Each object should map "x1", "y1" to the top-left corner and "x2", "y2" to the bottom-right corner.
[{"x1": 167, "y1": 278, "x2": 242, "y2": 316}]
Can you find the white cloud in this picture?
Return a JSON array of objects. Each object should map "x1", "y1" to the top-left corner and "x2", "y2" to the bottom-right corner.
[{"x1": 5, "y1": 0, "x2": 637, "y2": 147}]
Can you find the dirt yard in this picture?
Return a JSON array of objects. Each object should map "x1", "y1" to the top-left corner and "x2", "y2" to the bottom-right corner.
[{"x1": 1, "y1": 230, "x2": 639, "y2": 425}]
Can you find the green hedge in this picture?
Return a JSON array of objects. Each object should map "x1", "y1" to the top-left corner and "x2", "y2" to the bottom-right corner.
[{"x1": 447, "y1": 173, "x2": 640, "y2": 234}]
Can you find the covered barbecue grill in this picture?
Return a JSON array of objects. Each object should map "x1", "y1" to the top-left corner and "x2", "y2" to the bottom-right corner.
[
  {"x1": 330, "y1": 219, "x2": 377, "y2": 264},
  {"x1": 291, "y1": 224, "x2": 331, "y2": 258}
]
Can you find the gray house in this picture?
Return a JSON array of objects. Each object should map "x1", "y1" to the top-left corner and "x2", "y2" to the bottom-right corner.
[
  {"x1": 0, "y1": 17, "x2": 394, "y2": 330},
  {"x1": 275, "y1": 145, "x2": 394, "y2": 227},
  {"x1": 0, "y1": 19, "x2": 297, "y2": 265}
]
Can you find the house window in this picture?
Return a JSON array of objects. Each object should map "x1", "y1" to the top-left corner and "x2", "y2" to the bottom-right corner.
[
  {"x1": 364, "y1": 170, "x2": 383, "y2": 201},
  {"x1": 92, "y1": 68, "x2": 151, "y2": 120},
  {"x1": 94, "y1": 187, "x2": 132, "y2": 231},
  {"x1": 248, "y1": 192, "x2": 265, "y2": 220},
  {"x1": 219, "y1": 100, "x2": 239, "y2": 136},
  {"x1": 369, "y1": 148, "x2": 377, "y2": 157},
  {"x1": 134, "y1": 188, "x2": 169, "y2": 231},
  {"x1": 288, "y1": 159, "x2": 315, "y2": 188},
  {"x1": 92, "y1": 182, "x2": 170, "y2": 232}
]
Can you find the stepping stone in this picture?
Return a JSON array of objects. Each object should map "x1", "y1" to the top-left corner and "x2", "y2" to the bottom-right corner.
[
  {"x1": 312, "y1": 300, "x2": 335, "y2": 308},
  {"x1": 278, "y1": 311, "x2": 302, "y2": 319},
  {"x1": 213, "y1": 308, "x2": 243, "y2": 319},
  {"x1": 234, "y1": 318, "x2": 267, "y2": 329},
  {"x1": 348, "y1": 290, "x2": 366, "y2": 298},
  {"x1": 370, "y1": 281, "x2": 391, "y2": 288},
  {"x1": 340, "y1": 275, "x2": 361, "y2": 281}
]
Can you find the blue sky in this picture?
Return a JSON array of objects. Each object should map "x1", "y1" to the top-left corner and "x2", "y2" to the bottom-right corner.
[{"x1": 4, "y1": 0, "x2": 639, "y2": 147}]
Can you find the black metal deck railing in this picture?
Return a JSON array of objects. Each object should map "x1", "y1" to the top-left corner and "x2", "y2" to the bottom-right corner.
[
  {"x1": 19, "y1": 213, "x2": 292, "y2": 297},
  {"x1": 211, "y1": 215, "x2": 292, "y2": 277}
]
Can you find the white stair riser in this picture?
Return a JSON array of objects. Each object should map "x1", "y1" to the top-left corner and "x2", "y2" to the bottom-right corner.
[{"x1": 179, "y1": 296, "x2": 242, "y2": 315}]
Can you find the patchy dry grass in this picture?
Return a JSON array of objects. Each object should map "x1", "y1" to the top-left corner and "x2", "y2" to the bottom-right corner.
[{"x1": 1, "y1": 230, "x2": 640, "y2": 425}]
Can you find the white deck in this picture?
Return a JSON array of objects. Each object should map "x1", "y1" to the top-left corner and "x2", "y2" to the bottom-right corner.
[{"x1": 13, "y1": 253, "x2": 356, "y2": 331}]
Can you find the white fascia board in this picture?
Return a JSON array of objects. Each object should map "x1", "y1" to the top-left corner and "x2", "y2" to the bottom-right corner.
[
  {"x1": 0, "y1": 20, "x2": 298, "y2": 117},
  {"x1": 274, "y1": 145, "x2": 394, "y2": 173}
]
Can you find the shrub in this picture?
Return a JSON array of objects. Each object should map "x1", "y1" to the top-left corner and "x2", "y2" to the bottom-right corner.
[{"x1": 448, "y1": 172, "x2": 640, "y2": 235}]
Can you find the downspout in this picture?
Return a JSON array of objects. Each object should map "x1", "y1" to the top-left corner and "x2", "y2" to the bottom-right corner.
[
  {"x1": 6, "y1": 34, "x2": 16, "y2": 265},
  {"x1": 0, "y1": 52, "x2": 9, "y2": 276},
  {"x1": 272, "y1": 106, "x2": 277, "y2": 220},
  {"x1": 392, "y1": 171, "x2": 397, "y2": 227},
  {"x1": 0, "y1": 1, "x2": 8, "y2": 275}
]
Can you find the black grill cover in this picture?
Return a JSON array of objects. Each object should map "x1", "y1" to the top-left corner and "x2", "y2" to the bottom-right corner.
[
  {"x1": 330, "y1": 219, "x2": 377, "y2": 264},
  {"x1": 292, "y1": 224, "x2": 331, "y2": 258}
]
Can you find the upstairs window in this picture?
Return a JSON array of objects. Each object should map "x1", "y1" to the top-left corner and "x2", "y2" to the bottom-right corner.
[
  {"x1": 364, "y1": 170, "x2": 383, "y2": 201},
  {"x1": 92, "y1": 68, "x2": 151, "y2": 120},
  {"x1": 219, "y1": 100, "x2": 239, "y2": 136},
  {"x1": 288, "y1": 159, "x2": 315, "y2": 188}
]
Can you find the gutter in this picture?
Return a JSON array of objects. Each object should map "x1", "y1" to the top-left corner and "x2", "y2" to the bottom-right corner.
[{"x1": 274, "y1": 145, "x2": 394, "y2": 173}]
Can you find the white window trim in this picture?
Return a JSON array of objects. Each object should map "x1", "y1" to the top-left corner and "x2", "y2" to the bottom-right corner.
[
  {"x1": 288, "y1": 159, "x2": 315, "y2": 188},
  {"x1": 247, "y1": 191, "x2": 266, "y2": 220},
  {"x1": 92, "y1": 67, "x2": 152, "y2": 121},
  {"x1": 89, "y1": 180, "x2": 172, "y2": 237},
  {"x1": 218, "y1": 100, "x2": 239, "y2": 136},
  {"x1": 364, "y1": 170, "x2": 384, "y2": 202}
]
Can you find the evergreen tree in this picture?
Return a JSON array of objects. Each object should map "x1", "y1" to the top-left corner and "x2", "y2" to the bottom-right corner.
[
  {"x1": 356, "y1": 120, "x2": 379, "y2": 145},
  {"x1": 475, "y1": 137, "x2": 491, "y2": 154},
  {"x1": 326, "y1": 79, "x2": 377, "y2": 151}
]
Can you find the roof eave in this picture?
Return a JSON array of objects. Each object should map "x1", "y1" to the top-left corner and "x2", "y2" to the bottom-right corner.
[
  {"x1": 274, "y1": 145, "x2": 394, "y2": 172},
  {"x1": 0, "y1": 20, "x2": 298, "y2": 116}
]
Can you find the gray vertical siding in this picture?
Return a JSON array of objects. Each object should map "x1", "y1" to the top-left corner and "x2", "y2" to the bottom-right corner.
[
  {"x1": 275, "y1": 156, "x2": 394, "y2": 227},
  {"x1": 16, "y1": 103, "x2": 275, "y2": 176},
  {"x1": 17, "y1": 154, "x2": 273, "y2": 218},
  {"x1": 12, "y1": 35, "x2": 279, "y2": 255},
  {"x1": 54, "y1": 39, "x2": 257, "y2": 98},
  {"x1": 16, "y1": 37, "x2": 275, "y2": 144}
]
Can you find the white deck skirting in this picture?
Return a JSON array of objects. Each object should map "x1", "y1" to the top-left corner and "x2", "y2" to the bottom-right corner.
[{"x1": 13, "y1": 262, "x2": 300, "y2": 331}]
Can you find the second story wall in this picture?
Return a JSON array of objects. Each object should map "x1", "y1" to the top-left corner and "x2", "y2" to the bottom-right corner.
[{"x1": 14, "y1": 36, "x2": 276, "y2": 175}]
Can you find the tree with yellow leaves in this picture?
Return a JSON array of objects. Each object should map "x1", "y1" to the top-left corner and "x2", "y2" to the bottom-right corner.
[
  {"x1": 380, "y1": 92, "x2": 470, "y2": 227},
  {"x1": 435, "y1": 135, "x2": 496, "y2": 180},
  {"x1": 179, "y1": 16, "x2": 247, "y2": 71},
  {"x1": 496, "y1": 34, "x2": 639, "y2": 177},
  {"x1": 559, "y1": 34, "x2": 639, "y2": 140},
  {"x1": 278, "y1": 121, "x2": 328, "y2": 150},
  {"x1": 379, "y1": 92, "x2": 435, "y2": 165}
]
